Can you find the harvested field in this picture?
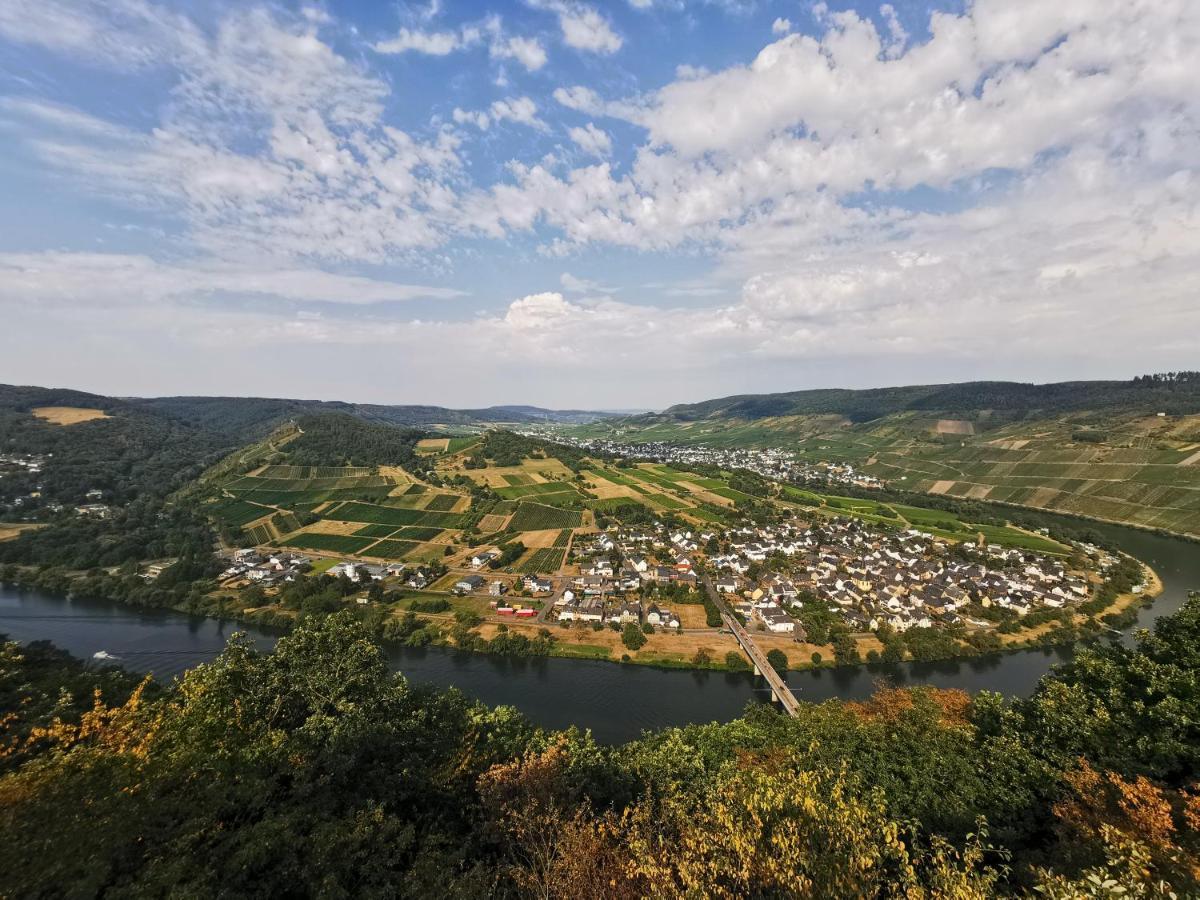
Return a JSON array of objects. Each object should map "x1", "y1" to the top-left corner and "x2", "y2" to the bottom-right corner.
[
  {"x1": 935, "y1": 419, "x2": 975, "y2": 435},
  {"x1": 477, "y1": 514, "x2": 510, "y2": 531},
  {"x1": 31, "y1": 406, "x2": 110, "y2": 425},
  {"x1": 0, "y1": 523, "x2": 45, "y2": 542},
  {"x1": 282, "y1": 533, "x2": 376, "y2": 554}
]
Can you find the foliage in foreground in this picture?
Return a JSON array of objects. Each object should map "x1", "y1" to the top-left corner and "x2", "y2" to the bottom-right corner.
[{"x1": 1, "y1": 596, "x2": 1199, "y2": 898}]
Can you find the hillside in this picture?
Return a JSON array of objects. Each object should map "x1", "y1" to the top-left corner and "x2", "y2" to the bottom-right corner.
[
  {"x1": 132, "y1": 394, "x2": 619, "y2": 439},
  {"x1": 570, "y1": 375, "x2": 1200, "y2": 538}
]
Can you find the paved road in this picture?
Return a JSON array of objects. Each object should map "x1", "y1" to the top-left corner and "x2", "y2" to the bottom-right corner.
[{"x1": 701, "y1": 570, "x2": 800, "y2": 717}]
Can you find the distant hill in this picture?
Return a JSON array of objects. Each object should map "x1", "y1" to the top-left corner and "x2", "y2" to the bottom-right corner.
[
  {"x1": 0, "y1": 384, "x2": 621, "y2": 446},
  {"x1": 649, "y1": 376, "x2": 1200, "y2": 425},
  {"x1": 571, "y1": 375, "x2": 1200, "y2": 539}
]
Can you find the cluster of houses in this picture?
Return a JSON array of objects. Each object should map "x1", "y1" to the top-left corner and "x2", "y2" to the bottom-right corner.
[
  {"x1": 543, "y1": 434, "x2": 885, "y2": 491},
  {"x1": 546, "y1": 527, "x2": 703, "y2": 629},
  {"x1": 0, "y1": 452, "x2": 45, "y2": 476},
  {"x1": 221, "y1": 549, "x2": 439, "y2": 591},
  {"x1": 707, "y1": 517, "x2": 1097, "y2": 634},
  {"x1": 220, "y1": 548, "x2": 313, "y2": 586}
]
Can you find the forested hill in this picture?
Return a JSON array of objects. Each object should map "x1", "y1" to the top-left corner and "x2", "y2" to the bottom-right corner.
[
  {"x1": 132, "y1": 394, "x2": 618, "y2": 438},
  {"x1": 0, "y1": 383, "x2": 620, "y2": 448},
  {"x1": 649, "y1": 373, "x2": 1200, "y2": 424}
]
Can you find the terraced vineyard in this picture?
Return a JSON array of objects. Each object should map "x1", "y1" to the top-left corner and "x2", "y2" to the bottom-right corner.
[
  {"x1": 205, "y1": 421, "x2": 1085, "y2": 564},
  {"x1": 570, "y1": 405, "x2": 1200, "y2": 538}
]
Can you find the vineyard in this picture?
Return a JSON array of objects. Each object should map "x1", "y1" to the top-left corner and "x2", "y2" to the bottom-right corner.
[
  {"x1": 508, "y1": 503, "x2": 583, "y2": 531},
  {"x1": 520, "y1": 548, "x2": 565, "y2": 573},
  {"x1": 281, "y1": 533, "x2": 376, "y2": 554}
]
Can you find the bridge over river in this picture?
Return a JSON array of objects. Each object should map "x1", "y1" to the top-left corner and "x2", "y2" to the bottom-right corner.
[{"x1": 702, "y1": 571, "x2": 801, "y2": 716}]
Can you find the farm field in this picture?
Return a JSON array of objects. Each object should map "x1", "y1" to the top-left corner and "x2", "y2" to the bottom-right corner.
[
  {"x1": 211, "y1": 426, "x2": 1081, "y2": 564},
  {"x1": 519, "y1": 547, "x2": 566, "y2": 573},
  {"x1": 31, "y1": 406, "x2": 111, "y2": 425},
  {"x1": 508, "y1": 503, "x2": 582, "y2": 531},
  {"x1": 567, "y1": 409, "x2": 1200, "y2": 537},
  {"x1": 281, "y1": 533, "x2": 376, "y2": 555}
]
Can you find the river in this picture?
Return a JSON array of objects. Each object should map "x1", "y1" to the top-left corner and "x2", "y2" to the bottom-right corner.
[{"x1": 1, "y1": 520, "x2": 1196, "y2": 744}]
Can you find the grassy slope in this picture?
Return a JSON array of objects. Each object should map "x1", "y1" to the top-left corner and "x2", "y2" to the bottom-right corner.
[{"x1": 568, "y1": 408, "x2": 1200, "y2": 538}]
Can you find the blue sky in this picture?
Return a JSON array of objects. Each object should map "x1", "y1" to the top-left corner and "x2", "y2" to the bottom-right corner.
[{"x1": 0, "y1": 0, "x2": 1196, "y2": 409}]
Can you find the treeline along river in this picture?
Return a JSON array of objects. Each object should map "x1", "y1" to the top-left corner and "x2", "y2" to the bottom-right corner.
[{"x1": 2, "y1": 520, "x2": 1196, "y2": 744}]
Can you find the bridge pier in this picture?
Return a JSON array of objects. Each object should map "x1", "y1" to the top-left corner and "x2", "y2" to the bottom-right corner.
[
  {"x1": 753, "y1": 664, "x2": 761, "y2": 677},
  {"x1": 771, "y1": 688, "x2": 778, "y2": 703}
]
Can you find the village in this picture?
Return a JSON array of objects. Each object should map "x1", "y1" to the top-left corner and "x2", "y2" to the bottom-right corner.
[
  {"x1": 215, "y1": 499, "x2": 1132, "y2": 670},
  {"x1": 532, "y1": 432, "x2": 887, "y2": 491}
]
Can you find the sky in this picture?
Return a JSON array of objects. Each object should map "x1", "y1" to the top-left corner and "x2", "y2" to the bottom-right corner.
[{"x1": 0, "y1": 0, "x2": 1196, "y2": 410}]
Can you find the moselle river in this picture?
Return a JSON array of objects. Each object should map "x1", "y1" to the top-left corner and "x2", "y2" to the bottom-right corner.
[{"x1": 1, "y1": 520, "x2": 1196, "y2": 744}]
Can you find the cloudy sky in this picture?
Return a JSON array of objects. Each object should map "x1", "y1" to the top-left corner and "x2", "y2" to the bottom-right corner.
[{"x1": 0, "y1": 0, "x2": 1196, "y2": 409}]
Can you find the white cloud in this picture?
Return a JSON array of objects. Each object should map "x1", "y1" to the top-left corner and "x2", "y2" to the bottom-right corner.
[
  {"x1": 451, "y1": 107, "x2": 491, "y2": 130},
  {"x1": 771, "y1": 17, "x2": 791, "y2": 35},
  {"x1": 373, "y1": 16, "x2": 546, "y2": 71},
  {"x1": 0, "y1": 0, "x2": 203, "y2": 69},
  {"x1": 0, "y1": 252, "x2": 465, "y2": 306},
  {"x1": 2, "y1": 0, "x2": 1199, "y2": 403},
  {"x1": 489, "y1": 33, "x2": 548, "y2": 70},
  {"x1": 372, "y1": 27, "x2": 464, "y2": 55},
  {"x1": 568, "y1": 122, "x2": 612, "y2": 157},
  {"x1": 560, "y1": 271, "x2": 614, "y2": 293},
  {"x1": 2, "y1": 8, "x2": 468, "y2": 263},
  {"x1": 530, "y1": 0, "x2": 622, "y2": 54},
  {"x1": 454, "y1": 96, "x2": 547, "y2": 131}
]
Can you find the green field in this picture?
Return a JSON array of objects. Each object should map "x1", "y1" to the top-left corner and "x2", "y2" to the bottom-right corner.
[
  {"x1": 257, "y1": 465, "x2": 375, "y2": 479},
  {"x1": 587, "y1": 497, "x2": 653, "y2": 514},
  {"x1": 353, "y1": 524, "x2": 399, "y2": 538},
  {"x1": 392, "y1": 526, "x2": 445, "y2": 541},
  {"x1": 495, "y1": 482, "x2": 584, "y2": 500},
  {"x1": 364, "y1": 539, "x2": 422, "y2": 559},
  {"x1": 519, "y1": 548, "x2": 565, "y2": 573},
  {"x1": 507, "y1": 503, "x2": 583, "y2": 531},
  {"x1": 325, "y1": 502, "x2": 464, "y2": 529},
  {"x1": 567, "y1": 409, "x2": 1200, "y2": 537},
  {"x1": 207, "y1": 498, "x2": 272, "y2": 527},
  {"x1": 424, "y1": 494, "x2": 461, "y2": 512}
]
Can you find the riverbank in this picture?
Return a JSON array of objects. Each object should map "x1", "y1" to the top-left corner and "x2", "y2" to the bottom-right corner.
[
  {"x1": 3, "y1": 515, "x2": 1196, "y2": 746},
  {"x1": 0, "y1": 549, "x2": 1167, "y2": 678}
]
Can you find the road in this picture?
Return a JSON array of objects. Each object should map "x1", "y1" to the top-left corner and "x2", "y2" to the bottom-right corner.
[{"x1": 700, "y1": 570, "x2": 801, "y2": 717}]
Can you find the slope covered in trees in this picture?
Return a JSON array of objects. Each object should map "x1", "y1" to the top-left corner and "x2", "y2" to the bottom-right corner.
[
  {"x1": 3, "y1": 596, "x2": 1198, "y2": 897},
  {"x1": 650, "y1": 373, "x2": 1200, "y2": 424}
]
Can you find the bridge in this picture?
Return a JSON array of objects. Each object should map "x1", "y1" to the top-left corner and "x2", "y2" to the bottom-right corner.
[{"x1": 702, "y1": 572, "x2": 801, "y2": 717}]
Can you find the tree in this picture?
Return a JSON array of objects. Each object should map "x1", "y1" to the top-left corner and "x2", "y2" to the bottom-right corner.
[
  {"x1": 810, "y1": 651, "x2": 823, "y2": 667},
  {"x1": 724, "y1": 651, "x2": 751, "y2": 672},
  {"x1": 833, "y1": 634, "x2": 861, "y2": 666},
  {"x1": 620, "y1": 757, "x2": 1000, "y2": 898},
  {"x1": 621, "y1": 623, "x2": 647, "y2": 651},
  {"x1": 766, "y1": 648, "x2": 788, "y2": 675}
]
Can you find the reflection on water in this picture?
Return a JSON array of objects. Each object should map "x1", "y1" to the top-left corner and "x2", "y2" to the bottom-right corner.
[{"x1": 2, "y1": 519, "x2": 1197, "y2": 744}]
